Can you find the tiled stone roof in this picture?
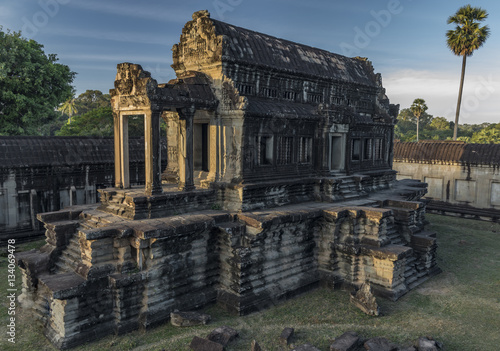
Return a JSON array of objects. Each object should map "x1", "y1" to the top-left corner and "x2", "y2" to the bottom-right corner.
[
  {"x1": 0, "y1": 137, "x2": 168, "y2": 168},
  {"x1": 393, "y1": 141, "x2": 500, "y2": 165},
  {"x1": 211, "y1": 19, "x2": 379, "y2": 87}
]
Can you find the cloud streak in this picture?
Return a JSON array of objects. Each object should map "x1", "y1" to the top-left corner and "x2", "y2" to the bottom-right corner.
[
  {"x1": 67, "y1": 1, "x2": 188, "y2": 23},
  {"x1": 44, "y1": 26, "x2": 176, "y2": 46}
]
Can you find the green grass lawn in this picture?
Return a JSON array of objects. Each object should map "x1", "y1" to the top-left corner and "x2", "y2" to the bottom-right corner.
[{"x1": 1, "y1": 214, "x2": 499, "y2": 350}]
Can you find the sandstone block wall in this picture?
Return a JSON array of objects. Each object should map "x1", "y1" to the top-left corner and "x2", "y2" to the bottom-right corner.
[{"x1": 16, "y1": 194, "x2": 439, "y2": 348}]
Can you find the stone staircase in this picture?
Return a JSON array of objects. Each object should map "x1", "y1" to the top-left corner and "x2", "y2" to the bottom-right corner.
[
  {"x1": 386, "y1": 224, "x2": 404, "y2": 246},
  {"x1": 53, "y1": 235, "x2": 82, "y2": 274}
]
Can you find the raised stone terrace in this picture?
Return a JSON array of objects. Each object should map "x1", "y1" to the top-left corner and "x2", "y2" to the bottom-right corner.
[{"x1": 16, "y1": 179, "x2": 439, "y2": 349}]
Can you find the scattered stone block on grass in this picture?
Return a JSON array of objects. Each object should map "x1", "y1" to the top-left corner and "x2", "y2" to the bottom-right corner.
[
  {"x1": 251, "y1": 339, "x2": 262, "y2": 351},
  {"x1": 170, "y1": 311, "x2": 211, "y2": 327},
  {"x1": 350, "y1": 282, "x2": 380, "y2": 316},
  {"x1": 190, "y1": 336, "x2": 224, "y2": 351},
  {"x1": 207, "y1": 325, "x2": 239, "y2": 346},
  {"x1": 364, "y1": 337, "x2": 398, "y2": 351},
  {"x1": 279, "y1": 327, "x2": 295, "y2": 346},
  {"x1": 330, "y1": 331, "x2": 360, "y2": 351},
  {"x1": 415, "y1": 336, "x2": 442, "y2": 351}
]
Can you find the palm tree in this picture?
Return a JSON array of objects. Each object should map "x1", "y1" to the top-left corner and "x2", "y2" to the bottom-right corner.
[
  {"x1": 446, "y1": 5, "x2": 490, "y2": 140},
  {"x1": 58, "y1": 97, "x2": 78, "y2": 124},
  {"x1": 410, "y1": 98, "x2": 428, "y2": 142}
]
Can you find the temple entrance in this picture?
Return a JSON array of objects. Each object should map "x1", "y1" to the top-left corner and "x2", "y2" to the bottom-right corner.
[
  {"x1": 194, "y1": 123, "x2": 209, "y2": 172},
  {"x1": 330, "y1": 134, "x2": 345, "y2": 171}
]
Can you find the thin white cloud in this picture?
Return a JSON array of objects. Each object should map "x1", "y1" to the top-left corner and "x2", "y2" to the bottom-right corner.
[
  {"x1": 60, "y1": 53, "x2": 173, "y2": 65},
  {"x1": 43, "y1": 26, "x2": 175, "y2": 45},
  {"x1": 67, "y1": 1, "x2": 188, "y2": 23},
  {"x1": 384, "y1": 69, "x2": 500, "y2": 124}
]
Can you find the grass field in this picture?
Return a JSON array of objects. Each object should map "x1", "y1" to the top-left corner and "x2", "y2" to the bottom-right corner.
[{"x1": 1, "y1": 214, "x2": 499, "y2": 350}]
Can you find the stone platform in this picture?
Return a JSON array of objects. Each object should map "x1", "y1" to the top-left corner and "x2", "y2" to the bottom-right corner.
[{"x1": 16, "y1": 181, "x2": 439, "y2": 349}]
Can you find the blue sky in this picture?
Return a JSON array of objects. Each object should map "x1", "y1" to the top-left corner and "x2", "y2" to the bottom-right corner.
[{"x1": 1, "y1": 0, "x2": 499, "y2": 124}]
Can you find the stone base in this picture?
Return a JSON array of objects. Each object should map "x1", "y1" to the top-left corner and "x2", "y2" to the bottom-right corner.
[
  {"x1": 16, "y1": 179, "x2": 439, "y2": 349},
  {"x1": 97, "y1": 186, "x2": 217, "y2": 219}
]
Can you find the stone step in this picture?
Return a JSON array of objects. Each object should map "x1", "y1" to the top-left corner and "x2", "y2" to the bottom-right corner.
[{"x1": 54, "y1": 233, "x2": 83, "y2": 274}]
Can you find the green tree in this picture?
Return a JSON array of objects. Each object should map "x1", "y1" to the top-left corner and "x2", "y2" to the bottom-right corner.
[
  {"x1": 410, "y1": 98, "x2": 428, "y2": 142},
  {"x1": 447, "y1": 5, "x2": 490, "y2": 140},
  {"x1": 74, "y1": 89, "x2": 110, "y2": 115},
  {"x1": 57, "y1": 106, "x2": 114, "y2": 137},
  {"x1": 470, "y1": 123, "x2": 500, "y2": 144},
  {"x1": 58, "y1": 96, "x2": 78, "y2": 124},
  {"x1": 430, "y1": 117, "x2": 451, "y2": 131},
  {"x1": 0, "y1": 28, "x2": 75, "y2": 135},
  {"x1": 56, "y1": 107, "x2": 165, "y2": 138}
]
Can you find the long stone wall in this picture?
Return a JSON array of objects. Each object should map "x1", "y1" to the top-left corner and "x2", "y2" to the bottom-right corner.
[
  {"x1": 0, "y1": 137, "x2": 167, "y2": 244},
  {"x1": 393, "y1": 141, "x2": 500, "y2": 217}
]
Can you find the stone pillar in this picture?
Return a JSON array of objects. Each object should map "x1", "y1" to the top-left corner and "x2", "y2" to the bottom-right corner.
[
  {"x1": 178, "y1": 106, "x2": 196, "y2": 191},
  {"x1": 113, "y1": 112, "x2": 121, "y2": 188},
  {"x1": 144, "y1": 110, "x2": 163, "y2": 196},
  {"x1": 114, "y1": 113, "x2": 130, "y2": 189}
]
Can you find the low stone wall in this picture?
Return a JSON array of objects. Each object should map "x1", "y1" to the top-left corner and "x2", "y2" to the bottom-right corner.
[{"x1": 393, "y1": 141, "x2": 500, "y2": 214}]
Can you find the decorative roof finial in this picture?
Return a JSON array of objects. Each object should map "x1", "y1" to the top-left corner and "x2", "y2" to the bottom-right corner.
[{"x1": 193, "y1": 10, "x2": 210, "y2": 20}]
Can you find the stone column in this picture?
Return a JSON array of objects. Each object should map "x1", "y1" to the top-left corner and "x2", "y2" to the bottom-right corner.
[
  {"x1": 113, "y1": 112, "x2": 121, "y2": 188},
  {"x1": 144, "y1": 110, "x2": 163, "y2": 196},
  {"x1": 115, "y1": 113, "x2": 130, "y2": 189},
  {"x1": 178, "y1": 106, "x2": 196, "y2": 191}
]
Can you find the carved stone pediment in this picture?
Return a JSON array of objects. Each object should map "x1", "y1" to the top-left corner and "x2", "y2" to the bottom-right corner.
[
  {"x1": 111, "y1": 63, "x2": 158, "y2": 109},
  {"x1": 172, "y1": 10, "x2": 223, "y2": 71}
]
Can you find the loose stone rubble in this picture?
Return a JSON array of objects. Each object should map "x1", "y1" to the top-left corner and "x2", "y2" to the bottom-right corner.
[
  {"x1": 350, "y1": 282, "x2": 380, "y2": 316},
  {"x1": 207, "y1": 325, "x2": 239, "y2": 346},
  {"x1": 16, "y1": 10, "x2": 440, "y2": 349},
  {"x1": 280, "y1": 327, "x2": 295, "y2": 346},
  {"x1": 170, "y1": 311, "x2": 211, "y2": 327}
]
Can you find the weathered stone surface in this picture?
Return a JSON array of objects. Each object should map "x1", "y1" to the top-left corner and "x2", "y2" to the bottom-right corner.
[
  {"x1": 207, "y1": 326, "x2": 238, "y2": 346},
  {"x1": 350, "y1": 283, "x2": 380, "y2": 316},
  {"x1": 415, "y1": 337, "x2": 441, "y2": 351},
  {"x1": 251, "y1": 339, "x2": 262, "y2": 351},
  {"x1": 292, "y1": 344, "x2": 321, "y2": 351},
  {"x1": 364, "y1": 337, "x2": 398, "y2": 351},
  {"x1": 170, "y1": 311, "x2": 211, "y2": 327},
  {"x1": 190, "y1": 336, "x2": 224, "y2": 351},
  {"x1": 279, "y1": 327, "x2": 295, "y2": 346},
  {"x1": 330, "y1": 331, "x2": 360, "y2": 351},
  {"x1": 394, "y1": 141, "x2": 500, "y2": 218}
]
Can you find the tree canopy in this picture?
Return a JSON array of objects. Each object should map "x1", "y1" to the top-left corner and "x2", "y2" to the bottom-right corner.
[
  {"x1": 410, "y1": 98, "x2": 428, "y2": 142},
  {"x1": 0, "y1": 28, "x2": 75, "y2": 135},
  {"x1": 395, "y1": 100, "x2": 497, "y2": 144},
  {"x1": 446, "y1": 5, "x2": 490, "y2": 140},
  {"x1": 57, "y1": 106, "x2": 114, "y2": 137}
]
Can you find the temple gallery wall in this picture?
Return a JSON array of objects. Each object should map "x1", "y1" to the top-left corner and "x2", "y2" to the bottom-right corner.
[
  {"x1": 0, "y1": 137, "x2": 167, "y2": 245},
  {"x1": 394, "y1": 141, "x2": 500, "y2": 218},
  {"x1": 16, "y1": 10, "x2": 440, "y2": 349}
]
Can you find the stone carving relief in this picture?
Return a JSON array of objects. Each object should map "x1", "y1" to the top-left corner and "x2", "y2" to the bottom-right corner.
[
  {"x1": 111, "y1": 63, "x2": 158, "y2": 109},
  {"x1": 172, "y1": 10, "x2": 223, "y2": 70}
]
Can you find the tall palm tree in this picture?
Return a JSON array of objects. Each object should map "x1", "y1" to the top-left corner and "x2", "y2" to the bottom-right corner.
[
  {"x1": 410, "y1": 98, "x2": 428, "y2": 142},
  {"x1": 58, "y1": 96, "x2": 78, "y2": 124},
  {"x1": 446, "y1": 4, "x2": 490, "y2": 140}
]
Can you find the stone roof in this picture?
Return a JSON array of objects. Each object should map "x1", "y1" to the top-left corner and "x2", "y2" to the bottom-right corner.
[
  {"x1": 210, "y1": 18, "x2": 379, "y2": 87},
  {"x1": 393, "y1": 141, "x2": 500, "y2": 166},
  {"x1": 0, "y1": 137, "x2": 168, "y2": 169}
]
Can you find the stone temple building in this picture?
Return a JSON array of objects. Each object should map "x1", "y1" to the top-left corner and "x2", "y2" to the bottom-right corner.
[{"x1": 16, "y1": 11, "x2": 439, "y2": 349}]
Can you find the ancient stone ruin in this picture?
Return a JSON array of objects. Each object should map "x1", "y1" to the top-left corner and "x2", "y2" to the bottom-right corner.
[{"x1": 16, "y1": 10, "x2": 440, "y2": 349}]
